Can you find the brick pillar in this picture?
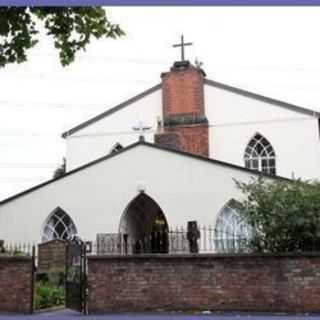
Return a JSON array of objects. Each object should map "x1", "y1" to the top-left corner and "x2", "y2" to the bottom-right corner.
[{"x1": 155, "y1": 61, "x2": 209, "y2": 157}]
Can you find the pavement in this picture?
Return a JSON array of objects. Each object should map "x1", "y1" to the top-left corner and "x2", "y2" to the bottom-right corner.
[{"x1": 0, "y1": 309, "x2": 320, "y2": 320}]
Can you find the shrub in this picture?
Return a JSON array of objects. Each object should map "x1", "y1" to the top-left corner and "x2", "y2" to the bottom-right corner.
[
  {"x1": 34, "y1": 281, "x2": 65, "y2": 309},
  {"x1": 236, "y1": 177, "x2": 320, "y2": 253}
]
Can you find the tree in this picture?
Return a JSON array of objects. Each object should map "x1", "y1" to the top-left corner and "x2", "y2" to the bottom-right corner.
[
  {"x1": 0, "y1": 7, "x2": 124, "y2": 68},
  {"x1": 53, "y1": 158, "x2": 66, "y2": 179},
  {"x1": 236, "y1": 177, "x2": 320, "y2": 253}
]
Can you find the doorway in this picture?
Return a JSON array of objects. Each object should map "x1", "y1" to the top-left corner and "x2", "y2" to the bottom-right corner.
[{"x1": 119, "y1": 193, "x2": 169, "y2": 254}]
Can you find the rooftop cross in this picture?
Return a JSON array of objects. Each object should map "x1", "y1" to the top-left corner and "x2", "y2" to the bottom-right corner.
[
  {"x1": 132, "y1": 121, "x2": 152, "y2": 142},
  {"x1": 173, "y1": 35, "x2": 193, "y2": 62}
]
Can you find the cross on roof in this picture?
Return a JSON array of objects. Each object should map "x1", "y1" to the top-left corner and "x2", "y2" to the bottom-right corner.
[
  {"x1": 132, "y1": 121, "x2": 152, "y2": 141},
  {"x1": 173, "y1": 35, "x2": 193, "y2": 62}
]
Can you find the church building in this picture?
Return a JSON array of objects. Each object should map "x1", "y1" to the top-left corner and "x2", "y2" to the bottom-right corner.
[{"x1": 1, "y1": 38, "x2": 319, "y2": 252}]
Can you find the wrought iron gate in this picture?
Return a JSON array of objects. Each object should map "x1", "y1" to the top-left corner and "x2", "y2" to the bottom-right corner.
[{"x1": 65, "y1": 238, "x2": 86, "y2": 313}]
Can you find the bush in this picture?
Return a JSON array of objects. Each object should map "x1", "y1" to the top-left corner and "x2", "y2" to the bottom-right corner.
[
  {"x1": 0, "y1": 248, "x2": 29, "y2": 257},
  {"x1": 34, "y1": 281, "x2": 65, "y2": 309},
  {"x1": 236, "y1": 177, "x2": 320, "y2": 253}
]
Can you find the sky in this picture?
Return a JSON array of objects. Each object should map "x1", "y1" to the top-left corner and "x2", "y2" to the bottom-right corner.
[{"x1": 1, "y1": 6, "x2": 320, "y2": 200}]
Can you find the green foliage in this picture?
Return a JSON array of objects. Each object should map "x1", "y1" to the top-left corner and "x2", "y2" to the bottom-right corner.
[
  {"x1": 0, "y1": 7, "x2": 125, "y2": 67},
  {"x1": 236, "y1": 177, "x2": 320, "y2": 253},
  {"x1": 35, "y1": 270, "x2": 65, "y2": 309},
  {"x1": 0, "y1": 247, "x2": 28, "y2": 257},
  {"x1": 37, "y1": 269, "x2": 65, "y2": 284},
  {"x1": 34, "y1": 281, "x2": 65, "y2": 309}
]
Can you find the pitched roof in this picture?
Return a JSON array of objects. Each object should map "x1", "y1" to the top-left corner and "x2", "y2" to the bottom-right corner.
[
  {"x1": 0, "y1": 141, "x2": 290, "y2": 206},
  {"x1": 204, "y1": 79, "x2": 320, "y2": 117},
  {"x1": 61, "y1": 83, "x2": 161, "y2": 138},
  {"x1": 61, "y1": 78, "x2": 320, "y2": 138}
]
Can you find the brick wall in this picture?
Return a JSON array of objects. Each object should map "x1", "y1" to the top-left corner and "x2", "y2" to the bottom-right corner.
[
  {"x1": 87, "y1": 254, "x2": 320, "y2": 313},
  {"x1": 0, "y1": 257, "x2": 33, "y2": 313},
  {"x1": 38, "y1": 239, "x2": 67, "y2": 274}
]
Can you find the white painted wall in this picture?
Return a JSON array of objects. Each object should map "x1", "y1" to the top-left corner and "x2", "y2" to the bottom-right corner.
[
  {"x1": 0, "y1": 144, "x2": 270, "y2": 244},
  {"x1": 204, "y1": 84, "x2": 320, "y2": 180},
  {"x1": 64, "y1": 80, "x2": 320, "y2": 180},
  {"x1": 65, "y1": 88, "x2": 162, "y2": 170}
]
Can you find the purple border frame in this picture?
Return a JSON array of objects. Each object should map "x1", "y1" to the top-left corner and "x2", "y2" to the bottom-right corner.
[{"x1": 2, "y1": 0, "x2": 320, "y2": 5}]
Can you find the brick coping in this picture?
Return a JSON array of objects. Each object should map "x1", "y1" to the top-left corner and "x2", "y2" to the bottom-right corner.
[
  {"x1": 87, "y1": 252, "x2": 320, "y2": 260},
  {"x1": 0, "y1": 256, "x2": 32, "y2": 261},
  {"x1": 38, "y1": 239, "x2": 66, "y2": 247}
]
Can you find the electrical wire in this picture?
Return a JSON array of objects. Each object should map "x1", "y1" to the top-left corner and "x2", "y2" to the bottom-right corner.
[
  {"x1": 68, "y1": 116, "x2": 316, "y2": 139},
  {"x1": 0, "y1": 116, "x2": 316, "y2": 181},
  {"x1": 0, "y1": 163, "x2": 59, "y2": 168}
]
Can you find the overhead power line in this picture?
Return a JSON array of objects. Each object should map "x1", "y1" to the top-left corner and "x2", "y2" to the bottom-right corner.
[
  {"x1": 0, "y1": 163, "x2": 59, "y2": 168},
  {"x1": 0, "y1": 73, "x2": 152, "y2": 84},
  {"x1": 0, "y1": 116, "x2": 315, "y2": 140},
  {"x1": 69, "y1": 116, "x2": 315, "y2": 139},
  {"x1": 31, "y1": 52, "x2": 169, "y2": 65},
  {"x1": 0, "y1": 100, "x2": 108, "y2": 110},
  {"x1": 0, "y1": 177, "x2": 48, "y2": 183},
  {"x1": 210, "y1": 116, "x2": 315, "y2": 128},
  {"x1": 0, "y1": 133, "x2": 60, "y2": 137}
]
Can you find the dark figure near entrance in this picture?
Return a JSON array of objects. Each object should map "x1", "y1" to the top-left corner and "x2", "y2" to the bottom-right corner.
[
  {"x1": 187, "y1": 221, "x2": 200, "y2": 253},
  {"x1": 151, "y1": 211, "x2": 169, "y2": 253},
  {"x1": 135, "y1": 240, "x2": 142, "y2": 254},
  {"x1": 151, "y1": 229, "x2": 169, "y2": 253}
]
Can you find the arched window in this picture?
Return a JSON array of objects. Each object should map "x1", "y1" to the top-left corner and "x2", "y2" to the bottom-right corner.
[
  {"x1": 41, "y1": 207, "x2": 77, "y2": 243},
  {"x1": 244, "y1": 133, "x2": 276, "y2": 175},
  {"x1": 215, "y1": 200, "x2": 251, "y2": 253},
  {"x1": 110, "y1": 143, "x2": 123, "y2": 154}
]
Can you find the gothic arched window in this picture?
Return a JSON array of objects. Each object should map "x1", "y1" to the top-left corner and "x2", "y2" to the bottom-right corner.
[
  {"x1": 244, "y1": 133, "x2": 276, "y2": 175},
  {"x1": 42, "y1": 208, "x2": 77, "y2": 243},
  {"x1": 215, "y1": 201, "x2": 251, "y2": 253}
]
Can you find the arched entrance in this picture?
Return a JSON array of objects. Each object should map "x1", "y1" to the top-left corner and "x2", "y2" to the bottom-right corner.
[{"x1": 119, "y1": 193, "x2": 169, "y2": 254}]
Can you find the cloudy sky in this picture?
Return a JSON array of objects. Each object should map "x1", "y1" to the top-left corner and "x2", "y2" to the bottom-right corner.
[{"x1": 1, "y1": 7, "x2": 320, "y2": 200}]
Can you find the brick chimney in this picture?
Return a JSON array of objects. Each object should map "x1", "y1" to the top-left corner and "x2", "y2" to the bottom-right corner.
[{"x1": 155, "y1": 61, "x2": 209, "y2": 157}]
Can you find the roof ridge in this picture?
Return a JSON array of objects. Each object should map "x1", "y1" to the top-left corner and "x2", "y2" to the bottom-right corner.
[
  {"x1": 0, "y1": 141, "x2": 141, "y2": 205},
  {"x1": 62, "y1": 77, "x2": 319, "y2": 138},
  {"x1": 141, "y1": 141, "x2": 290, "y2": 181},
  {"x1": 0, "y1": 141, "x2": 290, "y2": 206},
  {"x1": 61, "y1": 83, "x2": 161, "y2": 138},
  {"x1": 204, "y1": 78, "x2": 320, "y2": 117}
]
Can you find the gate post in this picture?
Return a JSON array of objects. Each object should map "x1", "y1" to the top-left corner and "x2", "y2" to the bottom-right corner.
[
  {"x1": 65, "y1": 237, "x2": 87, "y2": 313},
  {"x1": 30, "y1": 245, "x2": 36, "y2": 314},
  {"x1": 82, "y1": 243, "x2": 87, "y2": 315}
]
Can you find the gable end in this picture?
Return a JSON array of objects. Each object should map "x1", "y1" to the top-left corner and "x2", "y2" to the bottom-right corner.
[
  {"x1": 205, "y1": 79, "x2": 320, "y2": 117},
  {"x1": 0, "y1": 141, "x2": 290, "y2": 206},
  {"x1": 62, "y1": 83, "x2": 161, "y2": 138}
]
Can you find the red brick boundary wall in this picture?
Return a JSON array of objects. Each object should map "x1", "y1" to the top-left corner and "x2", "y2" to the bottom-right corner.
[
  {"x1": 0, "y1": 256, "x2": 33, "y2": 313},
  {"x1": 87, "y1": 254, "x2": 320, "y2": 313}
]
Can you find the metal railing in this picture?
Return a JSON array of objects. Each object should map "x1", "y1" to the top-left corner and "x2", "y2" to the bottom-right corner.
[
  {"x1": 86, "y1": 226, "x2": 252, "y2": 256},
  {"x1": 4, "y1": 225, "x2": 320, "y2": 257},
  {"x1": 0, "y1": 241, "x2": 35, "y2": 256}
]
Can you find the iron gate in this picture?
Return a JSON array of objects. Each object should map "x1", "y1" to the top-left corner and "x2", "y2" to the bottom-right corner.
[{"x1": 65, "y1": 237, "x2": 86, "y2": 313}]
